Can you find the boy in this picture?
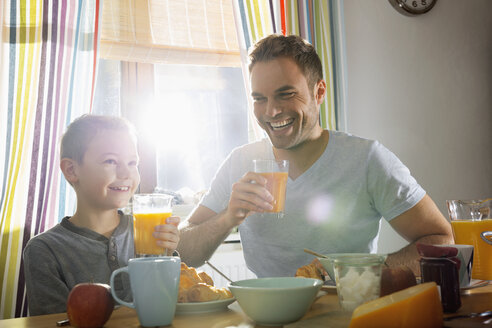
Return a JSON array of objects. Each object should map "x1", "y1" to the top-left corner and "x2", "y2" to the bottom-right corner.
[{"x1": 23, "y1": 115, "x2": 180, "y2": 315}]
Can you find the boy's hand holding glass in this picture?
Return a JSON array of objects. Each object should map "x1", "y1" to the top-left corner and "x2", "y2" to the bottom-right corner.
[
  {"x1": 153, "y1": 216, "x2": 180, "y2": 255},
  {"x1": 132, "y1": 194, "x2": 180, "y2": 257}
]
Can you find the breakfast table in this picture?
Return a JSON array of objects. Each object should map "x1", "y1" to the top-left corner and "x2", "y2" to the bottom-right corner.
[{"x1": 3, "y1": 284, "x2": 492, "y2": 328}]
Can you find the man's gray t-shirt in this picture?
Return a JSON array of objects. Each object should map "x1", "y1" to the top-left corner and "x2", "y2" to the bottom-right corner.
[
  {"x1": 201, "y1": 131, "x2": 426, "y2": 277},
  {"x1": 23, "y1": 212, "x2": 134, "y2": 315}
]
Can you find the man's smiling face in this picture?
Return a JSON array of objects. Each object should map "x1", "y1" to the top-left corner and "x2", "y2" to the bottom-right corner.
[{"x1": 250, "y1": 57, "x2": 323, "y2": 150}]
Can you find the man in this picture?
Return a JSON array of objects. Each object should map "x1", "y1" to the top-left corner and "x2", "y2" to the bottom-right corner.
[{"x1": 177, "y1": 34, "x2": 453, "y2": 277}]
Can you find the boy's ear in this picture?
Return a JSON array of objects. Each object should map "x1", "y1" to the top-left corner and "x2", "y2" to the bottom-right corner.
[{"x1": 60, "y1": 158, "x2": 78, "y2": 184}]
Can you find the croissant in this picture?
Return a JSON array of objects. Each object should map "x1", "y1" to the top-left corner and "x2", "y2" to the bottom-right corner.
[
  {"x1": 216, "y1": 287, "x2": 233, "y2": 300},
  {"x1": 186, "y1": 283, "x2": 221, "y2": 302},
  {"x1": 295, "y1": 263, "x2": 323, "y2": 280},
  {"x1": 178, "y1": 263, "x2": 233, "y2": 303},
  {"x1": 178, "y1": 286, "x2": 189, "y2": 303},
  {"x1": 180, "y1": 263, "x2": 203, "y2": 284},
  {"x1": 198, "y1": 271, "x2": 214, "y2": 286}
]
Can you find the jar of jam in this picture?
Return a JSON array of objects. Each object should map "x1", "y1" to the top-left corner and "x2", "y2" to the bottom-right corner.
[{"x1": 420, "y1": 257, "x2": 461, "y2": 313}]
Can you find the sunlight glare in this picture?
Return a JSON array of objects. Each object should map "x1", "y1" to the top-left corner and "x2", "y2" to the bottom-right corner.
[
  {"x1": 306, "y1": 194, "x2": 335, "y2": 224},
  {"x1": 140, "y1": 93, "x2": 197, "y2": 152}
]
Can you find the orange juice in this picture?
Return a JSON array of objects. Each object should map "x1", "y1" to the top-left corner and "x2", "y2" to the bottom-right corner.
[
  {"x1": 451, "y1": 219, "x2": 492, "y2": 280},
  {"x1": 259, "y1": 172, "x2": 288, "y2": 213},
  {"x1": 133, "y1": 212, "x2": 172, "y2": 256}
]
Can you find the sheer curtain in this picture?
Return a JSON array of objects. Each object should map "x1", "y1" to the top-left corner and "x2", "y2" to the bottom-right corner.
[
  {"x1": 0, "y1": 0, "x2": 101, "y2": 318},
  {"x1": 99, "y1": 0, "x2": 240, "y2": 66},
  {"x1": 232, "y1": 0, "x2": 348, "y2": 133}
]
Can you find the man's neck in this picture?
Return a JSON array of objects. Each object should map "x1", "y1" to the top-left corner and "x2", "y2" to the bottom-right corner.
[
  {"x1": 70, "y1": 206, "x2": 121, "y2": 238},
  {"x1": 273, "y1": 130, "x2": 329, "y2": 180}
]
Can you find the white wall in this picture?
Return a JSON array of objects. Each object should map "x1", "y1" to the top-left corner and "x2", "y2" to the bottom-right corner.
[{"x1": 343, "y1": 0, "x2": 492, "y2": 253}]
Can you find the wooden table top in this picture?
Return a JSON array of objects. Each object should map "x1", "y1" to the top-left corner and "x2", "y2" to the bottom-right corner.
[{"x1": 2, "y1": 284, "x2": 492, "y2": 328}]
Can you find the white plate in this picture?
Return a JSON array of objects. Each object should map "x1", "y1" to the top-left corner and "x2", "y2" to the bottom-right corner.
[
  {"x1": 175, "y1": 298, "x2": 236, "y2": 315},
  {"x1": 417, "y1": 278, "x2": 489, "y2": 292},
  {"x1": 461, "y1": 279, "x2": 489, "y2": 291}
]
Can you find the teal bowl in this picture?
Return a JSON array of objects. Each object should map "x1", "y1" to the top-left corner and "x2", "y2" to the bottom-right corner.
[
  {"x1": 228, "y1": 277, "x2": 322, "y2": 326},
  {"x1": 318, "y1": 253, "x2": 388, "y2": 282}
]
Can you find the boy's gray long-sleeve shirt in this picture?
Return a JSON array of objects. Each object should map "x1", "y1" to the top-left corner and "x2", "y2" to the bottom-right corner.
[{"x1": 23, "y1": 212, "x2": 134, "y2": 315}]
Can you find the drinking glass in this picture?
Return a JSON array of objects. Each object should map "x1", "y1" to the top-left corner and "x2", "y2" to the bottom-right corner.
[
  {"x1": 133, "y1": 194, "x2": 174, "y2": 257},
  {"x1": 447, "y1": 199, "x2": 492, "y2": 280},
  {"x1": 253, "y1": 159, "x2": 289, "y2": 219}
]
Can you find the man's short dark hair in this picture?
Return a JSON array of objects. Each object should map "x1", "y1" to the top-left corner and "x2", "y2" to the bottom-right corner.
[{"x1": 248, "y1": 34, "x2": 323, "y2": 89}]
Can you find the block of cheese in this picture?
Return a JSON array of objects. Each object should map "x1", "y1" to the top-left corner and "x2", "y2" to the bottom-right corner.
[{"x1": 348, "y1": 282, "x2": 443, "y2": 328}]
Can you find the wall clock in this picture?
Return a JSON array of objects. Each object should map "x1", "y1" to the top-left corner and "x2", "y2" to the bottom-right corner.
[{"x1": 389, "y1": 0, "x2": 437, "y2": 16}]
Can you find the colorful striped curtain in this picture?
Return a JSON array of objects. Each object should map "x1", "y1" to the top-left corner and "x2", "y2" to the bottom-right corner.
[
  {"x1": 0, "y1": 0, "x2": 101, "y2": 319},
  {"x1": 233, "y1": 0, "x2": 347, "y2": 139}
]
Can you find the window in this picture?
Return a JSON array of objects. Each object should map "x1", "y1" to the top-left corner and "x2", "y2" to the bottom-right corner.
[
  {"x1": 93, "y1": 0, "x2": 250, "y2": 205},
  {"x1": 152, "y1": 64, "x2": 248, "y2": 193},
  {"x1": 93, "y1": 60, "x2": 249, "y2": 200}
]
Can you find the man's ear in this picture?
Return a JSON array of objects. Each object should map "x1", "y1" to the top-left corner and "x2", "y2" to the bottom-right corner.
[
  {"x1": 60, "y1": 158, "x2": 78, "y2": 184},
  {"x1": 314, "y1": 79, "x2": 326, "y2": 106}
]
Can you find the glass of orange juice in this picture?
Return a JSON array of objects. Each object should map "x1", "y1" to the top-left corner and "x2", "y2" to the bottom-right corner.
[
  {"x1": 447, "y1": 199, "x2": 492, "y2": 280},
  {"x1": 253, "y1": 159, "x2": 289, "y2": 219},
  {"x1": 133, "y1": 193, "x2": 174, "y2": 257}
]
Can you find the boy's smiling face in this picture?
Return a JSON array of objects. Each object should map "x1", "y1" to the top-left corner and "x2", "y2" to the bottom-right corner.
[{"x1": 72, "y1": 129, "x2": 140, "y2": 211}]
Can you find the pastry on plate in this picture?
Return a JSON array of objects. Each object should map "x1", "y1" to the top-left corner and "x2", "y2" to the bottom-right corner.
[
  {"x1": 178, "y1": 263, "x2": 233, "y2": 303},
  {"x1": 295, "y1": 258, "x2": 326, "y2": 281}
]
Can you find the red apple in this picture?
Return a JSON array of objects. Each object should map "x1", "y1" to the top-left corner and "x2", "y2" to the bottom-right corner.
[
  {"x1": 67, "y1": 283, "x2": 115, "y2": 328},
  {"x1": 380, "y1": 266, "x2": 417, "y2": 297}
]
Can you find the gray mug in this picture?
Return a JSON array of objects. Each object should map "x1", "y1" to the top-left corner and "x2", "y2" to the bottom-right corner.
[{"x1": 110, "y1": 256, "x2": 181, "y2": 327}]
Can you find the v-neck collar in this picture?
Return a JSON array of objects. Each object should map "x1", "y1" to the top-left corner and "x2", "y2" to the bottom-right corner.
[{"x1": 267, "y1": 130, "x2": 334, "y2": 185}]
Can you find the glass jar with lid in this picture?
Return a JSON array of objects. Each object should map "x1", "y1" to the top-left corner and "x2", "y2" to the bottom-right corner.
[
  {"x1": 333, "y1": 254, "x2": 386, "y2": 311},
  {"x1": 420, "y1": 257, "x2": 461, "y2": 313}
]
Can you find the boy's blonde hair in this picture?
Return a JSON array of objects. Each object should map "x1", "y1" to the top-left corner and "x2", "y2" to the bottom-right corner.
[{"x1": 60, "y1": 114, "x2": 137, "y2": 163}]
